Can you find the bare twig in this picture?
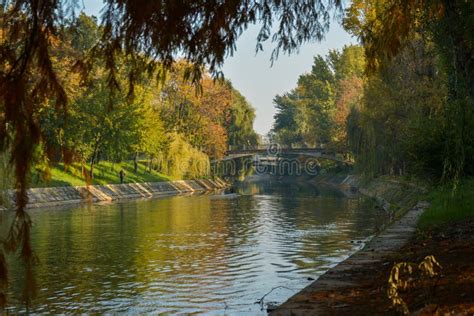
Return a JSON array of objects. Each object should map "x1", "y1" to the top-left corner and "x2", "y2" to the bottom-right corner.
[{"x1": 255, "y1": 286, "x2": 295, "y2": 311}]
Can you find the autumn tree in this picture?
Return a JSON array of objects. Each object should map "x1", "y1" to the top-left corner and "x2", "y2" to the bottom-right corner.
[
  {"x1": 272, "y1": 45, "x2": 364, "y2": 149},
  {"x1": 328, "y1": 46, "x2": 365, "y2": 149},
  {"x1": 345, "y1": 0, "x2": 474, "y2": 180},
  {"x1": 1, "y1": 3, "x2": 272, "y2": 304},
  {"x1": 1, "y1": 0, "x2": 472, "y2": 309}
]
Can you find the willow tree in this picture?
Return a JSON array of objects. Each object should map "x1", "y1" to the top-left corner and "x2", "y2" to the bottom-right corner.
[
  {"x1": 345, "y1": 0, "x2": 474, "y2": 181},
  {"x1": 0, "y1": 0, "x2": 344, "y2": 306}
]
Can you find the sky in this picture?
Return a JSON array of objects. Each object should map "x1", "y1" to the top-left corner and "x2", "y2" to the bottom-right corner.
[
  {"x1": 222, "y1": 25, "x2": 354, "y2": 135},
  {"x1": 82, "y1": 1, "x2": 354, "y2": 135}
]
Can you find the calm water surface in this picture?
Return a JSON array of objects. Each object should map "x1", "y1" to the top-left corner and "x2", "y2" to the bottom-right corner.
[{"x1": 6, "y1": 179, "x2": 388, "y2": 314}]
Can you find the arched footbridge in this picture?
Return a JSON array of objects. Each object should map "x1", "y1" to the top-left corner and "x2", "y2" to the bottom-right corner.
[{"x1": 213, "y1": 146, "x2": 352, "y2": 164}]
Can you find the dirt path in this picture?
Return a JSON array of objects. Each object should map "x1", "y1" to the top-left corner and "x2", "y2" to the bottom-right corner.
[{"x1": 271, "y1": 201, "x2": 429, "y2": 315}]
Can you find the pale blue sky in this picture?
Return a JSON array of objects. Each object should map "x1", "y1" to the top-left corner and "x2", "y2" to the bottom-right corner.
[
  {"x1": 222, "y1": 24, "x2": 354, "y2": 135},
  {"x1": 82, "y1": 1, "x2": 354, "y2": 135}
]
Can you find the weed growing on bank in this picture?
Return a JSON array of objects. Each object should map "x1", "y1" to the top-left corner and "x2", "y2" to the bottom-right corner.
[{"x1": 419, "y1": 179, "x2": 474, "y2": 229}]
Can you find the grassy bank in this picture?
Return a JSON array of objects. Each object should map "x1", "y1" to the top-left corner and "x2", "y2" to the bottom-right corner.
[
  {"x1": 32, "y1": 161, "x2": 174, "y2": 188},
  {"x1": 355, "y1": 175, "x2": 474, "y2": 230},
  {"x1": 418, "y1": 178, "x2": 474, "y2": 230}
]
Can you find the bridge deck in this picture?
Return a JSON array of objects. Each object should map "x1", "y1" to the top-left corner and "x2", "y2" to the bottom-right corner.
[
  {"x1": 225, "y1": 147, "x2": 346, "y2": 155},
  {"x1": 215, "y1": 147, "x2": 352, "y2": 164}
]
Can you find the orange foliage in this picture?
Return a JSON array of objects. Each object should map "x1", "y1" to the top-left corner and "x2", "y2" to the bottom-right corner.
[{"x1": 334, "y1": 76, "x2": 364, "y2": 148}]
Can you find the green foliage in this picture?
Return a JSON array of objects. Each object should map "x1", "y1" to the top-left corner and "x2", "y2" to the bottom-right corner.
[
  {"x1": 419, "y1": 179, "x2": 474, "y2": 229},
  {"x1": 227, "y1": 89, "x2": 259, "y2": 148},
  {"x1": 274, "y1": 24, "x2": 474, "y2": 184},
  {"x1": 69, "y1": 73, "x2": 143, "y2": 161},
  {"x1": 345, "y1": 0, "x2": 474, "y2": 183},
  {"x1": 407, "y1": 98, "x2": 474, "y2": 181},
  {"x1": 0, "y1": 151, "x2": 13, "y2": 208},
  {"x1": 346, "y1": 35, "x2": 474, "y2": 181},
  {"x1": 38, "y1": 15, "x2": 257, "y2": 183},
  {"x1": 272, "y1": 45, "x2": 365, "y2": 148},
  {"x1": 68, "y1": 13, "x2": 100, "y2": 52},
  {"x1": 158, "y1": 133, "x2": 210, "y2": 179},
  {"x1": 348, "y1": 39, "x2": 443, "y2": 176}
]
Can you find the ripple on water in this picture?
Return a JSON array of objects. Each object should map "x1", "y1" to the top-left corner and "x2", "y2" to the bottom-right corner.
[{"x1": 4, "y1": 182, "x2": 389, "y2": 314}]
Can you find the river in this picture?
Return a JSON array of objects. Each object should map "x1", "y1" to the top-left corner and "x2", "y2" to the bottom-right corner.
[{"x1": 5, "y1": 177, "x2": 389, "y2": 314}]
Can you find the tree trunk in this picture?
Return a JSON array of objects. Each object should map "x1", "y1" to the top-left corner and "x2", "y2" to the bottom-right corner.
[
  {"x1": 89, "y1": 134, "x2": 102, "y2": 181},
  {"x1": 444, "y1": 0, "x2": 474, "y2": 109},
  {"x1": 90, "y1": 158, "x2": 95, "y2": 179},
  {"x1": 147, "y1": 158, "x2": 152, "y2": 173},
  {"x1": 134, "y1": 151, "x2": 139, "y2": 173}
]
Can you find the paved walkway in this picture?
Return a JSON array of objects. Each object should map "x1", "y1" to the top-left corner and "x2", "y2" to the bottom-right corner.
[{"x1": 271, "y1": 201, "x2": 429, "y2": 315}]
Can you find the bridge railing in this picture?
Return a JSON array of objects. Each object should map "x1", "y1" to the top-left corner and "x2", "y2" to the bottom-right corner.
[
  {"x1": 226, "y1": 144, "x2": 347, "y2": 154},
  {"x1": 227, "y1": 144, "x2": 269, "y2": 151}
]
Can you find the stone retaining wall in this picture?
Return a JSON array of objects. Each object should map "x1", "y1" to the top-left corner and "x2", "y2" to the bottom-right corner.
[
  {"x1": 1, "y1": 178, "x2": 228, "y2": 210},
  {"x1": 315, "y1": 174, "x2": 426, "y2": 217},
  {"x1": 271, "y1": 175, "x2": 429, "y2": 315},
  {"x1": 271, "y1": 200, "x2": 430, "y2": 315}
]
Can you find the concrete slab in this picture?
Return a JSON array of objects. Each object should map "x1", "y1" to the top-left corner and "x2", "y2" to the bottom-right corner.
[{"x1": 271, "y1": 201, "x2": 429, "y2": 316}]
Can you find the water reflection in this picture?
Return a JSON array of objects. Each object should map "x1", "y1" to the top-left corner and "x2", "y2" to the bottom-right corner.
[{"x1": 5, "y1": 178, "x2": 388, "y2": 314}]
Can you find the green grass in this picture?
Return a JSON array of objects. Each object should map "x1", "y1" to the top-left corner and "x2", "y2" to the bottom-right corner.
[
  {"x1": 31, "y1": 161, "x2": 175, "y2": 188},
  {"x1": 419, "y1": 178, "x2": 474, "y2": 229}
]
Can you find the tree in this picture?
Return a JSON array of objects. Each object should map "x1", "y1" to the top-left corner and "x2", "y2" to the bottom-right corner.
[
  {"x1": 226, "y1": 89, "x2": 258, "y2": 148},
  {"x1": 0, "y1": 1, "x2": 341, "y2": 306},
  {"x1": 272, "y1": 45, "x2": 364, "y2": 149},
  {"x1": 345, "y1": 0, "x2": 474, "y2": 108},
  {"x1": 273, "y1": 93, "x2": 304, "y2": 146},
  {"x1": 328, "y1": 45, "x2": 365, "y2": 148},
  {"x1": 157, "y1": 62, "x2": 230, "y2": 159},
  {"x1": 69, "y1": 76, "x2": 144, "y2": 178},
  {"x1": 345, "y1": 0, "x2": 474, "y2": 180}
]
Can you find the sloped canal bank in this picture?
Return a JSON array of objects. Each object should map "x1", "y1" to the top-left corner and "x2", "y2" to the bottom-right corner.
[{"x1": 4, "y1": 177, "x2": 390, "y2": 314}]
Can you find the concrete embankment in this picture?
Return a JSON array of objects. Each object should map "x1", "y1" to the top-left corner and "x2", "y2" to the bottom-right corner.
[
  {"x1": 1, "y1": 178, "x2": 228, "y2": 210},
  {"x1": 271, "y1": 175, "x2": 429, "y2": 315},
  {"x1": 315, "y1": 174, "x2": 426, "y2": 218}
]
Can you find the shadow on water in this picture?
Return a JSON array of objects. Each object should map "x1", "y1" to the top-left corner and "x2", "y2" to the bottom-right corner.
[
  {"x1": 3, "y1": 176, "x2": 390, "y2": 314},
  {"x1": 231, "y1": 175, "x2": 346, "y2": 199}
]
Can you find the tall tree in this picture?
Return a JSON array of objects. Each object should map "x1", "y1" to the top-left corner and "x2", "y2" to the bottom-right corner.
[
  {"x1": 272, "y1": 45, "x2": 364, "y2": 149},
  {"x1": 226, "y1": 89, "x2": 258, "y2": 148},
  {"x1": 1, "y1": 6, "x2": 265, "y2": 304},
  {"x1": 345, "y1": 0, "x2": 474, "y2": 180},
  {"x1": 0, "y1": 0, "x2": 344, "y2": 223}
]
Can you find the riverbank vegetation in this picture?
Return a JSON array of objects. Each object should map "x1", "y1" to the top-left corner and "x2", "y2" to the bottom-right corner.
[
  {"x1": 14, "y1": 14, "x2": 258, "y2": 186},
  {"x1": 269, "y1": 2, "x2": 474, "y2": 312},
  {"x1": 272, "y1": 40, "x2": 473, "y2": 186},
  {"x1": 32, "y1": 161, "x2": 173, "y2": 187},
  {"x1": 419, "y1": 179, "x2": 474, "y2": 230},
  {"x1": 1, "y1": 0, "x2": 473, "y2": 311},
  {"x1": 271, "y1": 1, "x2": 474, "y2": 221}
]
